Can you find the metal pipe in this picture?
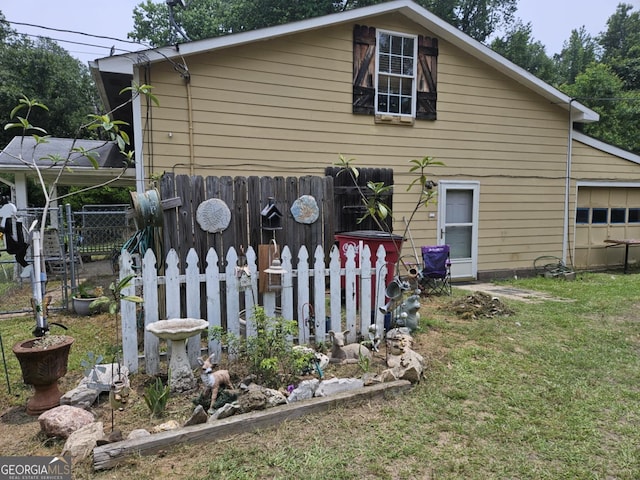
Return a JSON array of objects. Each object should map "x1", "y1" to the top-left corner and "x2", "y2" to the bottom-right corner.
[
  {"x1": 66, "y1": 203, "x2": 77, "y2": 300},
  {"x1": 562, "y1": 99, "x2": 574, "y2": 265}
]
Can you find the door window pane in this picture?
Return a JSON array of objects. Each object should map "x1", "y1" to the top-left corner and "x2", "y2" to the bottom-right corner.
[
  {"x1": 447, "y1": 226, "x2": 471, "y2": 259},
  {"x1": 445, "y1": 190, "x2": 473, "y2": 223}
]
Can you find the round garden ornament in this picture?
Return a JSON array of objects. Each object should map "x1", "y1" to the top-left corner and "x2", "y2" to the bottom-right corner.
[
  {"x1": 290, "y1": 195, "x2": 319, "y2": 224},
  {"x1": 196, "y1": 198, "x2": 231, "y2": 233}
]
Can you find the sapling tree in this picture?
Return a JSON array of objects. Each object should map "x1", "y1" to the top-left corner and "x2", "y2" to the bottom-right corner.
[
  {"x1": 335, "y1": 153, "x2": 443, "y2": 264},
  {"x1": 3, "y1": 84, "x2": 158, "y2": 337}
]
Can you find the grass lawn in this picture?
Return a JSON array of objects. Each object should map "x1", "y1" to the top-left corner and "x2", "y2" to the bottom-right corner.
[{"x1": 1, "y1": 272, "x2": 639, "y2": 479}]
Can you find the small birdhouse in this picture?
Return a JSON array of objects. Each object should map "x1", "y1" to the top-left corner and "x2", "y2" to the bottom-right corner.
[{"x1": 260, "y1": 197, "x2": 283, "y2": 231}]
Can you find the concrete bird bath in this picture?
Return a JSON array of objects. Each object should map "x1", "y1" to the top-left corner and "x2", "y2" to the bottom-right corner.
[{"x1": 146, "y1": 318, "x2": 208, "y2": 392}]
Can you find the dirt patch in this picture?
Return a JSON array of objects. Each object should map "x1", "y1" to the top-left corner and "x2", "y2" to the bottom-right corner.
[
  {"x1": 455, "y1": 282, "x2": 574, "y2": 303},
  {"x1": 448, "y1": 291, "x2": 515, "y2": 320}
]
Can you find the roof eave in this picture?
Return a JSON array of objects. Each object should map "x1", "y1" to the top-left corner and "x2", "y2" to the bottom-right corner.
[{"x1": 92, "y1": 0, "x2": 599, "y2": 123}]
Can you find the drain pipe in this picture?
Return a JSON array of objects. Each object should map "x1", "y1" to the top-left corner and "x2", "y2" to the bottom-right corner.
[{"x1": 562, "y1": 99, "x2": 575, "y2": 265}]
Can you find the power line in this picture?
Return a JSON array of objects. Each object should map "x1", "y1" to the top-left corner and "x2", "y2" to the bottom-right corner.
[
  {"x1": 16, "y1": 32, "x2": 135, "y2": 55},
  {"x1": 6, "y1": 19, "x2": 145, "y2": 46}
]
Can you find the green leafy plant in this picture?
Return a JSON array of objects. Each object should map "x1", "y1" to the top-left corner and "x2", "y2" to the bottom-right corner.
[
  {"x1": 74, "y1": 281, "x2": 102, "y2": 299},
  {"x1": 336, "y1": 153, "x2": 442, "y2": 234},
  {"x1": 357, "y1": 346, "x2": 371, "y2": 373},
  {"x1": 143, "y1": 376, "x2": 170, "y2": 418},
  {"x1": 335, "y1": 153, "x2": 443, "y2": 267},
  {"x1": 89, "y1": 273, "x2": 143, "y2": 316},
  {"x1": 210, "y1": 306, "x2": 315, "y2": 388}
]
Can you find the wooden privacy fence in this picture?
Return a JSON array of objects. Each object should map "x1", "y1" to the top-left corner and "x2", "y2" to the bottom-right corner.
[
  {"x1": 158, "y1": 173, "x2": 335, "y2": 267},
  {"x1": 118, "y1": 243, "x2": 394, "y2": 374}
]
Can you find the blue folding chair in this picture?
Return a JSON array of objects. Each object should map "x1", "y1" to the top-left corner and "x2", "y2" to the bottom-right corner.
[{"x1": 420, "y1": 245, "x2": 451, "y2": 296}]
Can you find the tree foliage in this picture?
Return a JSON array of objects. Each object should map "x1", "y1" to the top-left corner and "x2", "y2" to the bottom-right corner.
[
  {"x1": 490, "y1": 21, "x2": 555, "y2": 84},
  {"x1": 129, "y1": 0, "x2": 517, "y2": 46},
  {"x1": 0, "y1": 13, "x2": 99, "y2": 148},
  {"x1": 554, "y1": 27, "x2": 598, "y2": 85},
  {"x1": 564, "y1": 64, "x2": 640, "y2": 153}
]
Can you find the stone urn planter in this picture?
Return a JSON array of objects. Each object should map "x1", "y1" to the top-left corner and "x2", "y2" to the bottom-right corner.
[
  {"x1": 72, "y1": 296, "x2": 97, "y2": 316},
  {"x1": 12, "y1": 335, "x2": 74, "y2": 415}
]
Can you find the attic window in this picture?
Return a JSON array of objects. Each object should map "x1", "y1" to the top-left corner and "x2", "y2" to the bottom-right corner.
[
  {"x1": 353, "y1": 25, "x2": 438, "y2": 121},
  {"x1": 376, "y1": 31, "x2": 416, "y2": 117}
]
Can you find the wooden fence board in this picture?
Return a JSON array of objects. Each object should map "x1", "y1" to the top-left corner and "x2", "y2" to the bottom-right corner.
[{"x1": 121, "y1": 242, "x2": 398, "y2": 373}]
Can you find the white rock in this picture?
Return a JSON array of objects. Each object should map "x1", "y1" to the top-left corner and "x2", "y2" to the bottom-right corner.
[
  {"x1": 286, "y1": 379, "x2": 319, "y2": 403},
  {"x1": 315, "y1": 377, "x2": 364, "y2": 397}
]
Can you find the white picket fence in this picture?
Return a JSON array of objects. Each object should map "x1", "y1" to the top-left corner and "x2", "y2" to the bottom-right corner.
[{"x1": 118, "y1": 243, "x2": 395, "y2": 374}]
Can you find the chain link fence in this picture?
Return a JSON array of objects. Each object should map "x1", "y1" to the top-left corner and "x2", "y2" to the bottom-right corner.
[{"x1": 0, "y1": 204, "x2": 135, "y2": 316}]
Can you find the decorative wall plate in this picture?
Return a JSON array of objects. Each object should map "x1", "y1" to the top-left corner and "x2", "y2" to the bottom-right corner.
[
  {"x1": 196, "y1": 198, "x2": 231, "y2": 233},
  {"x1": 290, "y1": 195, "x2": 319, "y2": 224}
]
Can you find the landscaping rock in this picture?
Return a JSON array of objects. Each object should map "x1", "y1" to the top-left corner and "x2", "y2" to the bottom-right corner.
[
  {"x1": 315, "y1": 377, "x2": 364, "y2": 397},
  {"x1": 60, "y1": 383, "x2": 100, "y2": 409},
  {"x1": 62, "y1": 421, "x2": 104, "y2": 462},
  {"x1": 184, "y1": 405, "x2": 208, "y2": 426},
  {"x1": 127, "y1": 429, "x2": 151, "y2": 440},
  {"x1": 287, "y1": 379, "x2": 319, "y2": 403},
  {"x1": 238, "y1": 386, "x2": 268, "y2": 412},
  {"x1": 362, "y1": 372, "x2": 382, "y2": 386},
  {"x1": 39, "y1": 405, "x2": 95, "y2": 439},
  {"x1": 210, "y1": 402, "x2": 240, "y2": 420},
  {"x1": 262, "y1": 387, "x2": 287, "y2": 408},
  {"x1": 152, "y1": 420, "x2": 180, "y2": 433}
]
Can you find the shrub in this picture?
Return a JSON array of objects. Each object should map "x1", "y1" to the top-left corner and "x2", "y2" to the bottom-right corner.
[{"x1": 210, "y1": 306, "x2": 314, "y2": 388}]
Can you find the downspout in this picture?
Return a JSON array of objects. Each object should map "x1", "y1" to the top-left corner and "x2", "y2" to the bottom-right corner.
[
  {"x1": 185, "y1": 75, "x2": 195, "y2": 176},
  {"x1": 562, "y1": 99, "x2": 574, "y2": 265},
  {"x1": 133, "y1": 67, "x2": 145, "y2": 194}
]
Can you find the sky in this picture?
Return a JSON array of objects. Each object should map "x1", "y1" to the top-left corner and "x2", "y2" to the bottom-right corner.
[{"x1": 2, "y1": 0, "x2": 640, "y2": 66}]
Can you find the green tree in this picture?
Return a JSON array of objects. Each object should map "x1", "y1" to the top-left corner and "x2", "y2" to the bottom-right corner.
[
  {"x1": 0, "y1": 14, "x2": 99, "y2": 147},
  {"x1": 553, "y1": 27, "x2": 598, "y2": 85},
  {"x1": 563, "y1": 63, "x2": 640, "y2": 153},
  {"x1": 598, "y1": 3, "x2": 640, "y2": 91},
  {"x1": 130, "y1": 0, "x2": 518, "y2": 46},
  {"x1": 130, "y1": 0, "x2": 339, "y2": 47},
  {"x1": 490, "y1": 21, "x2": 555, "y2": 84}
]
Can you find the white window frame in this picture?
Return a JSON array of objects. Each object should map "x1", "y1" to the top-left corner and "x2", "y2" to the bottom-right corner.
[{"x1": 375, "y1": 29, "x2": 418, "y2": 118}]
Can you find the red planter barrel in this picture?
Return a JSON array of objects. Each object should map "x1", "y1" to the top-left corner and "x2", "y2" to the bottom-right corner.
[{"x1": 335, "y1": 230, "x2": 404, "y2": 309}]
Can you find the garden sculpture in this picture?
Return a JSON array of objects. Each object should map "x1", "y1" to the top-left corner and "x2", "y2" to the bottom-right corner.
[
  {"x1": 198, "y1": 354, "x2": 232, "y2": 411},
  {"x1": 328, "y1": 330, "x2": 372, "y2": 364}
]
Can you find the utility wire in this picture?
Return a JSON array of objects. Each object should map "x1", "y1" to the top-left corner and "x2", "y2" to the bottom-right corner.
[
  {"x1": 15, "y1": 32, "x2": 135, "y2": 55},
  {"x1": 6, "y1": 20, "x2": 146, "y2": 46}
]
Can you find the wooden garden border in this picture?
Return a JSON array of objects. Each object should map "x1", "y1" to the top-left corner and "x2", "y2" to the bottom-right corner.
[{"x1": 93, "y1": 380, "x2": 411, "y2": 471}]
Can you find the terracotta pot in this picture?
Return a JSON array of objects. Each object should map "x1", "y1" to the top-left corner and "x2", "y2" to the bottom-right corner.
[{"x1": 12, "y1": 335, "x2": 74, "y2": 415}]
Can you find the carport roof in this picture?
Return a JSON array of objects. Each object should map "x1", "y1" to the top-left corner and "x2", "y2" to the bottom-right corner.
[{"x1": 0, "y1": 136, "x2": 135, "y2": 186}]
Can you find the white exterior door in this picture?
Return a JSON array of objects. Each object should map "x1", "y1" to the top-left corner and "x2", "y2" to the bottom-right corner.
[{"x1": 438, "y1": 181, "x2": 480, "y2": 280}]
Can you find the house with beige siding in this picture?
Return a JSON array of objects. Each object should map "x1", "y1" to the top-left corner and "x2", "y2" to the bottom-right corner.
[{"x1": 91, "y1": 0, "x2": 640, "y2": 280}]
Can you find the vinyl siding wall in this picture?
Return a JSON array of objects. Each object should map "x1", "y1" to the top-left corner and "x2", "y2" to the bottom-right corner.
[{"x1": 138, "y1": 13, "x2": 579, "y2": 276}]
